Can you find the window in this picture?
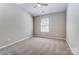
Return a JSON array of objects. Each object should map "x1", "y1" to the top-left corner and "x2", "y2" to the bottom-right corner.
[{"x1": 41, "y1": 18, "x2": 49, "y2": 32}]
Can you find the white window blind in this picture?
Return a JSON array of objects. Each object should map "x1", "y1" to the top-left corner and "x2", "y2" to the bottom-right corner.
[{"x1": 41, "y1": 18, "x2": 49, "y2": 32}]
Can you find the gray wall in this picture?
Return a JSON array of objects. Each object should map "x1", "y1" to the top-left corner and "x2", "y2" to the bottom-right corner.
[
  {"x1": 0, "y1": 4, "x2": 33, "y2": 47},
  {"x1": 34, "y1": 12, "x2": 66, "y2": 40},
  {"x1": 66, "y1": 3, "x2": 79, "y2": 55}
]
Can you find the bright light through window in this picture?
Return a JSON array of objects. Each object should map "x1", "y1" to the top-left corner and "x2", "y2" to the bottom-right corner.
[{"x1": 41, "y1": 18, "x2": 49, "y2": 32}]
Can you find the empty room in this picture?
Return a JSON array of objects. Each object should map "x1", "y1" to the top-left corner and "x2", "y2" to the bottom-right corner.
[{"x1": 0, "y1": 3, "x2": 79, "y2": 55}]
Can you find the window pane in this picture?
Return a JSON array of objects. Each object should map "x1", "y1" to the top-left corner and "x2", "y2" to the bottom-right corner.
[{"x1": 41, "y1": 18, "x2": 49, "y2": 32}]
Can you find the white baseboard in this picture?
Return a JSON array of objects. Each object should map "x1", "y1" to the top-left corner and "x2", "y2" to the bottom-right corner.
[
  {"x1": 66, "y1": 40, "x2": 74, "y2": 55},
  {"x1": 50, "y1": 37, "x2": 65, "y2": 40},
  {"x1": 0, "y1": 35, "x2": 32, "y2": 50},
  {"x1": 33, "y1": 35, "x2": 65, "y2": 40},
  {"x1": 67, "y1": 43, "x2": 79, "y2": 55}
]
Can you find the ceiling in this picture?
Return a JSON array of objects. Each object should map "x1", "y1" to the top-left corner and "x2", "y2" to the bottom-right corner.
[{"x1": 19, "y1": 3, "x2": 68, "y2": 16}]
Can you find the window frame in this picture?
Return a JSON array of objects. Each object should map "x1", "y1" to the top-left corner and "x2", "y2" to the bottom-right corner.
[{"x1": 40, "y1": 17, "x2": 49, "y2": 32}]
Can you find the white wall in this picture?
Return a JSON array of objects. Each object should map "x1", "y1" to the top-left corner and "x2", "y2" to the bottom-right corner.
[
  {"x1": 34, "y1": 12, "x2": 66, "y2": 40},
  {"x1": 0, "y1": 4, "x2": 33, "y2": 48},
  {"x1": 67, "y1": 3, "x2": 79, "y2": 55}
]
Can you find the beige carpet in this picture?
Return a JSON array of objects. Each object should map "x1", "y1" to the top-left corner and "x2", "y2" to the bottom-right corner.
[{"x1": 0, "y1": 37, "x2": 73, "y2": 55}]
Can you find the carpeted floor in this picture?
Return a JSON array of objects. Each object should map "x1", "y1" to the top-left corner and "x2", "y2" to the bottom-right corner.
[{"x1": 0, "y1": 37, "x2": 73, "y2": 55}]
